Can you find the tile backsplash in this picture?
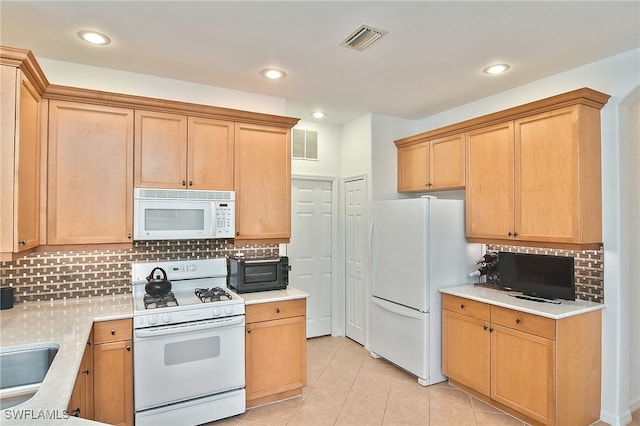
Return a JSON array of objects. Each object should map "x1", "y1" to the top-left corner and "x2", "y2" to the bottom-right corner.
[
  {"x1": 486, "y1": 244, "x2": 604, "y2": 303},
  {"x1": 0, "y1": 240, "x2": 279, "y2": 303}
]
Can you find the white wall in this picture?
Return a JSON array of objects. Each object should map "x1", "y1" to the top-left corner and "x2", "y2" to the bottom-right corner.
[
  {"x1": 623, "y1": 92, "x2": 640, "y2": 413},
  {"x1": 370, "y1": 114, "x2": 415, "y2": 201},
  {"x1": 399, "y1": 48, "x2": 640, "y2": 425},
  {"x1": 37, "y1": 57, "x2": 286, "y2": 116},
  {"x1": 290, "y1": 120, "x2": 342, "y2": 178}
]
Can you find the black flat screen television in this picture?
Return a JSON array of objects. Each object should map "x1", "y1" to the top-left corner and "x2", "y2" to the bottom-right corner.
[{"x1": 498, "y1": 251, "x2": 576, "y2": 301}]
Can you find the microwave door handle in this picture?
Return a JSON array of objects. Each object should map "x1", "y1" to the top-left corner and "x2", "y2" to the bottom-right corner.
[{"x1": 211, "y1": 201, "x2": 217, "y2": 237}]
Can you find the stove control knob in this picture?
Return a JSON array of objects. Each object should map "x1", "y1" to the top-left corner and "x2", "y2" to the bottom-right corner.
[
  {"x1": 162, "y1": 313, "x2": 172, "y2": 323},
  {"x1": 213, "y1": 307, "x2": 222, "y2": 317},
  {"x1": 148, "y1": 315, "x2": 158, "y2": 326},
  {"x1": 225, "y1": 306, "x2": 234, "y2": 315}
]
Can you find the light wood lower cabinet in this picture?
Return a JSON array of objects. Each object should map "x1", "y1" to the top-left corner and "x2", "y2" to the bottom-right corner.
[
  {"x1": 67, "y1": 331, "x2": 93, "y2": 419},
  {"x1": 92, "y1": 319, "x2": 133, "y2": 426},
  {"x1": 442, "y1": 294, "x2": 601, "y2": 426},
  {"x1": 245, "y1": 299, "x2": 306, "y2": 408}
]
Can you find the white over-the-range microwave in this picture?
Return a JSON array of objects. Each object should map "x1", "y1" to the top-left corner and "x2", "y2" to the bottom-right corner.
[{"x1": 133, "y1": 188, "x2": 235, "y2": 240}]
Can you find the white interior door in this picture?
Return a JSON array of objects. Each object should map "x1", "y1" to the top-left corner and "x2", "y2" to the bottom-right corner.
[
  {"x1": 345, "y1": 178, "x2": 367, "y2": 345},
  {"x1": 289, "y1": 178, "x2": 334, "y2": 337}
]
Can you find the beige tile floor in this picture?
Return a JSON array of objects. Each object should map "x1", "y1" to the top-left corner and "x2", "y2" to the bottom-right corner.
[{"x1": 211, "y1": 336, "x2": 640, "y2": 426}]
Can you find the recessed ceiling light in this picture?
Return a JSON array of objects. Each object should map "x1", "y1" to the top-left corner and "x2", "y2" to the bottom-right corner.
[
  {"x1": 77, "y1": 30, "x2": 111, "y2": 45},
  {"x1": 261, "y1": 68, "x2": 286, "y2": 79},
  {"x1": 311, "y1": 111, "x2": 326, "y2": 119},
  {"x1": 483, "y1": 63, "x2": 510, "y2": 75}
]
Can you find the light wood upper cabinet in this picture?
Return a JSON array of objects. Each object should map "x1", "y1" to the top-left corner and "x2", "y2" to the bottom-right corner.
[
  {"x1": 234, "y1": 123, "x2": 291, "y2": 241},
  {"x1": 188, "y1": 117, "x2": 234, "y2": 190},
  {"x1": 515, "y1": 106, "x2": 602, "y2": 244},
  {"x1": 47, "y1": 100, "x2": 134, "y2": 244},
  {"x1": 396, "y1": 133, "x2": 465, "y2": 192},
  {"x1": 466, "y1": 105, "x2": 603, "y2": 246},
  {"x1": 134, "y1": 111, "x2": 234, "y2": 190},
  {"x1": 466, "y1": 122, "x2": 515, "y2": 240},
  {"x1": 0, "y1": 65, "x2": 42, "y2": 259}
]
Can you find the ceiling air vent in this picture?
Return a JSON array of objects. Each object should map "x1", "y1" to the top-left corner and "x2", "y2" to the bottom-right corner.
[{"x1": 340, "y1": 24, "x2": 388, "y2": 51}]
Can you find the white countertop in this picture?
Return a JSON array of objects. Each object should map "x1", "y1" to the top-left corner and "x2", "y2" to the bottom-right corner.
[
  {"x1": 238, "y1": 287, "x2": 309, "y2": 305},
  {"x1": 0, "y1": 295, "x2": 132, "y2": 425},
  {"x1": 439, "y1": 285, "x2": 604, "y2": 319},
  {"x1": 0, "y1": 287, "x2": 307, "y2": 424}
]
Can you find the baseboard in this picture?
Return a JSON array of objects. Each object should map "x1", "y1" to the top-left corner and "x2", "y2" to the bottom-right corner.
[{"x1": 599, "y1": 409, "x2": 633, "y2": 426}]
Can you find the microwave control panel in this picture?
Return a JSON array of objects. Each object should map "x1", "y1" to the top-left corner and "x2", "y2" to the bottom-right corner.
[{"x1": 214, "y1": 202, "x2": 235, "y2": 238}]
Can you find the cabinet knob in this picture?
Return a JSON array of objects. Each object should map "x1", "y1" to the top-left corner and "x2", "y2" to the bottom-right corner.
[
  {"x1": 483, "y1": 325, "x2": 488, "y2": 331},
  {"x1": 82, "y1": 369, "x2": 90, "y2": 375},
  {"x1": 182, "y1": 180, "x2": 186, "y2": 186},
  {"x1": 276, "y1": 307, "x2": 281, "y2": 314},
  {"x1": 127, "y1": 233, "x2": 132, "y2": 239},
  {"x1": 460, "y1": 304, "x2": 465, "y2": 309},
  {"x1": 515, "y1": 318, "x2": 521, "y2": 324},
  {"x1": 513, "y1": 232, "x2": 519, "y2": 237},
  {"x1": 71, "y1": 408, "x2": 80, "y2": 417},
  {"x1": 126, "y1": 345, "x2": 131, "y2": 351},
  {"x1": 111, "y1": 329, "x2": 116, "y2": 335},
  {"x1": 508, "y1": 232, "x2": 513, "y2": 237},
  {"x1": 490, "y1": 328, "x2": 494, "y2": 333},
  {"x1": 19, "y1": 240, "x2": 27, "y2": 246},
  {"x1": 236, "y1": 231, "x2": 240, "y2": 237},
  {"x1": 189, "y1": 180, "x2": 193, "y2": 186},
  {"x1": 247, "y1": 328, "x2": 251, "y2": 334}
]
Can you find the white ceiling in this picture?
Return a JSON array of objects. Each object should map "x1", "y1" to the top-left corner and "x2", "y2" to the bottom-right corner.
[{"x1": 1, "y1": 1, "x2": 639, "y2": 124}]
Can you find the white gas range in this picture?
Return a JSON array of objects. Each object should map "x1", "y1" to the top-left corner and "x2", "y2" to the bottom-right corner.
[{"x1": 131, "y1": 258, "x2": 246, "y2": 426}]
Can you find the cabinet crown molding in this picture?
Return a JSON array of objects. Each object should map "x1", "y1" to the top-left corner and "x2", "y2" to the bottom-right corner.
[
  {"x1": 395, "y1": 87, "x2": 610, "y2": 148},
  {"x1": 0, "y1": 45, "x2": 49, "y2": 94},
  {"x1": 1, "y1": 45, "x2": 299, "y2": 129}
]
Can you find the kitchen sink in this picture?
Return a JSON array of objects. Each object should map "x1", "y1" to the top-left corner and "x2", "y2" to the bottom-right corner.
[{"x1": 0, "y1": 343, "x2": 59, "y2": 409}]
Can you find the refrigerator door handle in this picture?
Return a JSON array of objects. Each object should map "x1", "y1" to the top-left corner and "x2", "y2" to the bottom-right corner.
[
  {"x1": 369, "y1": 221, "x2": 375, "y2": 283},
  {"x1": 372, "y1": 297, "x2": 427, "y2": 319}
]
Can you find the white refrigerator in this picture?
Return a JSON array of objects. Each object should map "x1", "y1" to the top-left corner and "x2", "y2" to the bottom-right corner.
[{"x1": 370, "y1": 197, "x2": 480, "y2": 385}]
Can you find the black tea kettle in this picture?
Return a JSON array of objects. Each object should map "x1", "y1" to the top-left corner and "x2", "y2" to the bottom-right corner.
[{"x1": 145, "y1": 267, "x2": 172, "y2": 295}]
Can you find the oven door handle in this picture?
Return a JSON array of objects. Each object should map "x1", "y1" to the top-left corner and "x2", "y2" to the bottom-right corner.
[{"x1": 134, "y1": 316, "x2": 244, "y2": 338}]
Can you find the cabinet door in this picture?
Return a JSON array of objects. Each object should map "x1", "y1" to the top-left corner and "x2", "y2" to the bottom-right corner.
[
  {"x1": 14, "y1": 73, "x2": 41, "y2": 251},
  {"x1": 0, "y1": 67, "x2": 41, "y2": 255},
  {"x1": 397, "y1": 141, "x2": 429, "y2": 192},
  {"x1": 491, "y1": 324, "x2": 555, "y2": 425},
  {"x1": 134, "y1": 110, "x2": 187, "y2": 189},
  {"x1": 245, "y1": 315, "x2": 306, "y2": 402},
  {"x1": 48, "y1": 101, "x2": 133, "y2": 244},
  {"x1": 430, "y1": 134, "x2": 465, "y2": 190},
  {"x1": 93, "y1": 339, "x2": 133, "y2": 426},
  {"x1": 188, "y1": 117, "x2": 234, "y2": 190},
  {"x1": 67, "y1": 337, "x2": 94, "y2": 419},
  {"x1": 515, "y1": 107, "x2": 580, "y2": 243},
  {"x1": 466, "y1": 122, "x2": 514, "y2": 240},
  {"x1": 235, "y1": 123, "x2": 291, "y2": 240},
  {"x1": 442, "y1": 309, "x2": 491, "y2": 396}
]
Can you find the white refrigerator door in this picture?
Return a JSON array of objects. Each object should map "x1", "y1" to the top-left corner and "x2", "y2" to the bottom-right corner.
[
  {"x1": 372, "y1": 198, "x2": 430, "y2": 311},
  {"x1": 370, "y1": 296, "x2": 428, "y2": 383}
]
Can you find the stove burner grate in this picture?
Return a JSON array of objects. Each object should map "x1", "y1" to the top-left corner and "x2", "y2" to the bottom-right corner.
[
  {"x1": 195, "y1": 286, "x2": 232, "y2": 303},
  {"x1": 143, "y1": 291, "x2": 178, "y2": 309}
]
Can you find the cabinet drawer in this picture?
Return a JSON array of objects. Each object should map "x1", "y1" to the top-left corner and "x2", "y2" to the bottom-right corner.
[
  {"x1": 93, "y1": 319, "x2": 133, "y2": 344},
  {"x1": 246, "y1": 299, "x2": 306, "y2": 323},
  {"x1": 491, "y1": 306, "x2": 555, "y2": 340},
  {"x1": 442, "y1": 294, "x2": 490, "y2": 321}
]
